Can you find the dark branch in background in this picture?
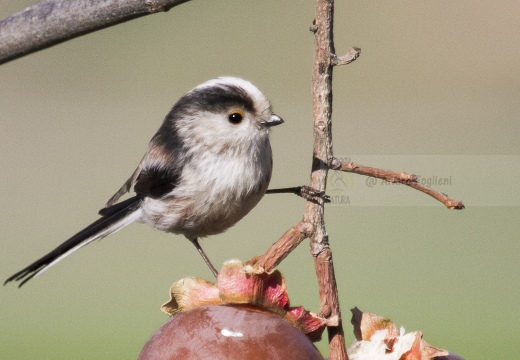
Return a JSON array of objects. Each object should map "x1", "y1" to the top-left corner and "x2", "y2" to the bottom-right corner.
[{"x1": 0, "y1": 0, "x2": 190, "y2": 65}]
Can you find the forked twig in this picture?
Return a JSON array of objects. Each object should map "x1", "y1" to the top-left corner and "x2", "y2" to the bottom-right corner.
[{"x1": 251, "y1": 1, "x2": 463, "y2": 359}]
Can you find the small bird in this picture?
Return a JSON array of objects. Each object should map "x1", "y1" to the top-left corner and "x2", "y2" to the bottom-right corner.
[{"x1": 5, "y1": 77, "x2": 284, "y2": 287}]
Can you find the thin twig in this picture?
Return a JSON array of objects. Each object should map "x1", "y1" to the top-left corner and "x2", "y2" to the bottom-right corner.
[
  {"x1": 338, "y1": 160, "x2": 465, "y2": 209},
  {"x1": 331, "y1": 47, "x2": 361, "y2": 66},
  {"x1": 0, "y1": 0, "x2": 190, "y2": 65}
]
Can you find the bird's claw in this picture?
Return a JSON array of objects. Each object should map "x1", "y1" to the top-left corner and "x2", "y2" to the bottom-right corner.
[{"x1": 298, "y1": 185, "x2": 331, "y2": 203}]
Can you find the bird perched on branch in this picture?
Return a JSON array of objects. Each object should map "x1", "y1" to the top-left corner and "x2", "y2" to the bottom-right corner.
[{"x1": 5, "y1": 77, "x2": 284, "y2": 287}]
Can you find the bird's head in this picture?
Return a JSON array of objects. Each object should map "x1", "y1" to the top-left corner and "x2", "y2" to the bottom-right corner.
[{"x1": 168, "y1": 77, "x2": 283, "y2": 155}]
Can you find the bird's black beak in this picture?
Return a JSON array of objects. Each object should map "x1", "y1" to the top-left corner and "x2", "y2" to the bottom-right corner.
[{"x1": 262, "y1": 114, "x2": 284, "y2": 127}]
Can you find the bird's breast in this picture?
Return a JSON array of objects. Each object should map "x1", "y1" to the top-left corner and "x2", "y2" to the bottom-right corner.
[{"x1": 140, "y1": 146, "x2": 272, "y2": 239}]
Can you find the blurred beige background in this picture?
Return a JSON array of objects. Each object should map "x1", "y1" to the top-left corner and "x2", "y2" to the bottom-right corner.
[{"x1": 1, "y1": 1, "x2": 519, "y2": 359}]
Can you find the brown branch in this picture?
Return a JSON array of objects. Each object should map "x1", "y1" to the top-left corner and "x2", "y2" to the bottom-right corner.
[
  {"x1": 0, "y1": 0, "x2": 190, "y2": 65},
  {"x1": 246, "y1": 221, "x2": 310, "y2": 273},
  {"x1": 338, "y1": 160, "x2": 465, "y2": 209},
  {"x1": 307, "y1": 0, "x2": 349, "y2": 358},
  {"x1": 253, "y1": 1, "x2": 356, "y2": 358}
]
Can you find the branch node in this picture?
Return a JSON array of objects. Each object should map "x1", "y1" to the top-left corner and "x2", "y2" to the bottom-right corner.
[
  {"x1": 318, "y1": 305, "x2": 333, "y2": 319},
  {"x1": 342, "y1": 161, "x2": 358, "y2": 171},
  {"x1": 310, "y1": 241, "x2": 326, "y2": 256},
  {"x1": 298, "y1": 221, "x2": 314, "y2": 237},
  {"x1": 331, "y1": 47, "x2": 361, "y2": 66},
  {"x1": 329, "y1": 156, "x2": 342, "y2": 170},
  {"x1": 309, "y1": 19, "x2": 318, "y2": 33}
]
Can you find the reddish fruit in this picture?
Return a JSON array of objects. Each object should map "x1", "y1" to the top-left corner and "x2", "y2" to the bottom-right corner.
[{"x1": 138, "y1": 305, "x2": 324, "y2": 360}]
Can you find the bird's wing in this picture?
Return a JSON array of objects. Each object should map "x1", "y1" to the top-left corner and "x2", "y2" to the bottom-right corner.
[
  {"x1": 104, "y1": 129, "x2": 184, "y2": 207},
  {"x1": 133, "y1": 165, "x2": 181, "y2": 199},
  {"x1": 104, "y1": 154, "x2": 146, "y2": 208}
]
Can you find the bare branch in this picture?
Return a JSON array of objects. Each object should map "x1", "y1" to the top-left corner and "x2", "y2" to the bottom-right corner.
[
  {"x1": 251, "y1": 1, "x2": 350, "y2": 357},
  {"x1": 336, "y1": 160, "x2": 418, "y2": 182},
  {"x1": 307, "y1": 0, "x2": 349, "y2": 358},
  {"x1": 258, "y1": 0, "x2": 364, "y2": 357},
  {"x1": 246, "y1": 221, "x2": 310, "y2": 273},
  {"x1": 403, "y1": 181, "x2": 465, "y2": 210},
  {"x1": 339, "y1": 160, "x2": 465, "y2": 209},
  {"x1": 0, "y1": 0, "x2": 190, "y2": 65}
]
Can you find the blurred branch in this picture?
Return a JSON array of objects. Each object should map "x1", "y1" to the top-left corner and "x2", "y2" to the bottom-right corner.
[{"x1": 0, "y1": 0, "x2": 190, "y2": 65}]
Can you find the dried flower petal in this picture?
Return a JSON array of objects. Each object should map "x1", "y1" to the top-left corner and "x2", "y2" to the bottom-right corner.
[
  {"x1": 348, "y1": 328, "x2": 416, "y2": 360},
  {"x1": 351, "y1": 307, "x2": 399, "y2": 341},
  {"x1": 162, "y1": 277, "x2": 221, "y2": 316},
  {"x1": 218, "y1": 260, "x2": 289, "y2": 315},
  {"x1": 402, "y1": 331, "x2": 450, "y2": 360},
  {"x1": 349, "y1": 308, "x2": 450, "y2": 360},
  {"x1": 160, "y1": 260, "x2": 327, "y2": 341}
]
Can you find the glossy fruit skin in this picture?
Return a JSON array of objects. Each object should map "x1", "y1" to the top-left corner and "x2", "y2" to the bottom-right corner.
[{"x1": 138, "y1": 305, "x2": 324, "y2": 360}]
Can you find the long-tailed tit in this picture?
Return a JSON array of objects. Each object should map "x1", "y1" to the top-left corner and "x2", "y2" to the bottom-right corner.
[{"x1": 5, "y1": 77, "x2": 284, "y2": 287}]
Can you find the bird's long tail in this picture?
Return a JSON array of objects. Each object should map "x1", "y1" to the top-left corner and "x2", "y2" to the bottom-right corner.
[{"x1": 4, "y1": 196, "x2": 143, "y2": 287}]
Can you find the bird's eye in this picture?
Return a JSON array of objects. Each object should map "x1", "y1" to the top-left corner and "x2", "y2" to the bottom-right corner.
[{"x1": 228, "y1": 111, "x2": 244, "y2": 124}]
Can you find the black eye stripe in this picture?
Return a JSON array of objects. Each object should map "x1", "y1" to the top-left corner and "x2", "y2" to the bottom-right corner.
[{"x1": 172, "y1": 84, "x2": 256, "y2": 116}]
